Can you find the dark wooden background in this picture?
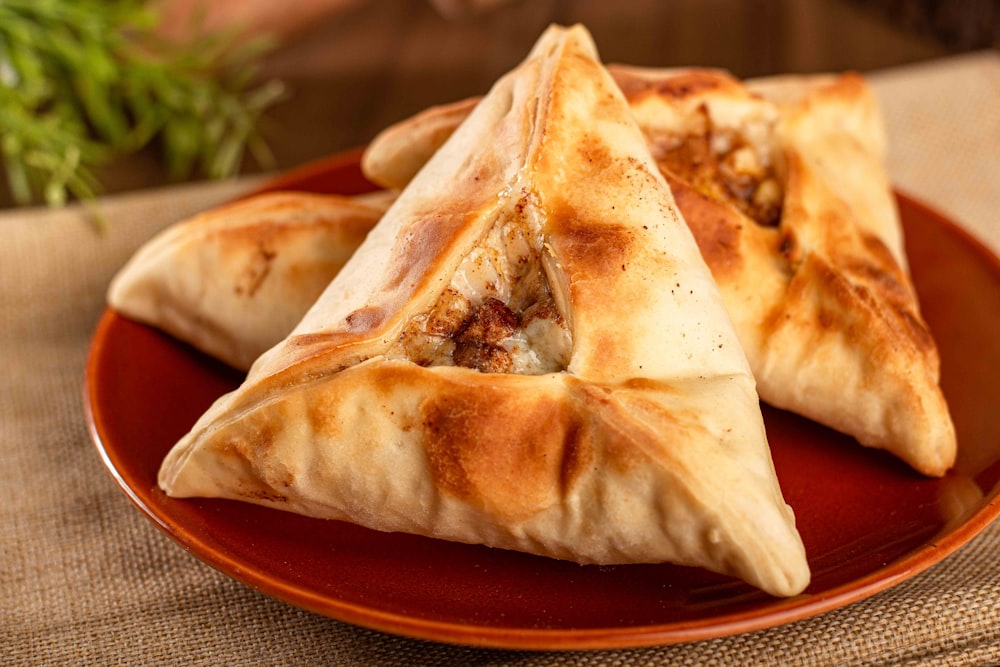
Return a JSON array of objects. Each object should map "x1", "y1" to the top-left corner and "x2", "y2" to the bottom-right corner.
[{"x1": 15, "y1": 0, "x2": 998, "y2": 207}]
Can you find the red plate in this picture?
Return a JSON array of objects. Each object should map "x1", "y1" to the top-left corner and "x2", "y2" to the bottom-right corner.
[{"x1": 84, "y1": 150, "x2": 1000, "y2": 650}]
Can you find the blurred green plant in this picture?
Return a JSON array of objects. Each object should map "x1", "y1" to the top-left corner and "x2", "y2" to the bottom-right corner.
[{"x1": 0, "y1": 0, "x2": 286, "y2": 208}]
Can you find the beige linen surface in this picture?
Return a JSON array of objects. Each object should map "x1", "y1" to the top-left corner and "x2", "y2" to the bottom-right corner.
[{"x1": 4, "y1": 52, "x2": 1000, "y2": 666}]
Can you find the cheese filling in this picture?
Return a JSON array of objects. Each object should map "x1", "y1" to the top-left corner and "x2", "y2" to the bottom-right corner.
[
  {"x1": 388, "y1": 206, "x2": 570, "y2": 374},
  {"x1": 650, "y1": 107, "x2": 783, "y2": 227}
]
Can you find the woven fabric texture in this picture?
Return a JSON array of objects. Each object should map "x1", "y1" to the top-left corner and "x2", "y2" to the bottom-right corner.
[{"x1": 4, "y1": 53, "x2": 1000, "y2": 666}]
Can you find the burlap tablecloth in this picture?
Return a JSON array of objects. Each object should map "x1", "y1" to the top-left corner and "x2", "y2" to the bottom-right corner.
[{"x1": 4, "y1": 51, "x2": 1000, "y2": 666}]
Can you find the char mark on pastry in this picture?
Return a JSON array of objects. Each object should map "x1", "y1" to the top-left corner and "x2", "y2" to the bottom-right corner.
[{"x1": 613, "y1": 69, "x2": 729, "y2": 102}]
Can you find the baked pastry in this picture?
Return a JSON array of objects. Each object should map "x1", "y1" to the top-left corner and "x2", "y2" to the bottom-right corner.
[
  {"x1": 612, "y1": 65, "x2": 955, "y2": 476},
  {"x1": 361, "y1": 66, "x2": 956, "y2": 477},
  {"x1": 361, "y1": 96, "x2": 478, "y2": 193},
  {"x1": 159, "y1": 25, "x2": 809, "y2": 597},
  {"x1": 108, "y1": 190, "x2": 393, "y2": 370}
]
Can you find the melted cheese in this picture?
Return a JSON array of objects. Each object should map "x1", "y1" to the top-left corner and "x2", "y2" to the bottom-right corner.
[{"x1": 387, "y1": 206, "x2": 570, "y2": 374}]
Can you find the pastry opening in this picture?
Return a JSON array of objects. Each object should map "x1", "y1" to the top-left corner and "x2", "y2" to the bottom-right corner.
[
  {"x1": 649, "y1": 105, "x2": 783, "y2": 227},
  {"x1": 387, "y1": 198, "x2": 571, "y2": 374}
]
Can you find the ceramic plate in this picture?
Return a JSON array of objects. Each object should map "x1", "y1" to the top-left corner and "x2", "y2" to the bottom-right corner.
[{"x1": 84, "y1": 150, "x2": 1000, "y2": 650}]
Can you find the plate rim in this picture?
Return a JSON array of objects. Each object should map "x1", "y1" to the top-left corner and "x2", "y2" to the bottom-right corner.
[{"x1": 83, "y1": 150, "x2": 1000, "y2": 651}]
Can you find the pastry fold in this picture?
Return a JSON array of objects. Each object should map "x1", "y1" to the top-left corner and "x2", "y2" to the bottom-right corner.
[
  {"x1": 361, "y1": 66, "x2": 956, "y2": 476},
  {"x1": 108, "y1": 191, "x2": 393, "y2": 370},
  {"x1": 613, "y1": 66, "x2": 954, "y2": 476},
  {"x1": 159, "y1": 25, "x2": 809, "y2": 597}
]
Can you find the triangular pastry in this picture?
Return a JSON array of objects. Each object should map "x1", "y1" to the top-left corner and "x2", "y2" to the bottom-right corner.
[
  {"x1": 360, "y1": 67, "x2": 956, "y2": 477},
  {"x1": 108, "y1": 191, "x2": 393, "y2": 370},
  {"x1": 611, "y1": 66, "x2": 955, "y2": 476},
  {"x1": 159, "y1": 25, "x2": 809, "y2": 597}
]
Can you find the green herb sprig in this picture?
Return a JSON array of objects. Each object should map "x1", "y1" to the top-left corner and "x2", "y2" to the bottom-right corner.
[{"x1": 0, "y1": 0, "x2": 286, "y2": 208}]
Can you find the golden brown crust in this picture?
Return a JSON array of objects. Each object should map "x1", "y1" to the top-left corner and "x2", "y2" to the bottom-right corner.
[
  {"x1": 420, "y1": 375, "x2": 587, "y2": 520},
  {"x1": 108, "y1": 191, "x2": 393, "y2": 370},
  {"x1": 160, "y1": 25, "x2": 809, "y2": 597},
  {"x1": 362, "y1": 97, "x2": 481, "y2": 189},
  {"x1": 358, "y1": 64, "x2": 955, "y2": 476},
  {"x1": 612, "y1": 67, "x2": 744, "y2": 106},
  {"x1": 615, "y1": 68, "x2": 954, "y2": 475}
]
